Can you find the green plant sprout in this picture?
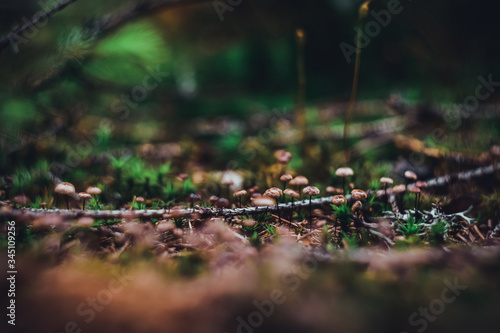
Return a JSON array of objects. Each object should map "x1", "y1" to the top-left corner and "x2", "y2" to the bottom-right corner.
[{"x1": 397, "y1": 215, "x2": 424, "y2": 239}]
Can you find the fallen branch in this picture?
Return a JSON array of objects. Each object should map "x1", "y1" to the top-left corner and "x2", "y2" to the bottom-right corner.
[{"x1": 2, "y1": 163, "x2": 499, "y2": 221}]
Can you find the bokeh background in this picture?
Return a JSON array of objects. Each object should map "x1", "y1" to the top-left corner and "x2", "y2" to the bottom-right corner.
[{"x1": 1, "y1": 0, "x2": 499, "y2": 191}]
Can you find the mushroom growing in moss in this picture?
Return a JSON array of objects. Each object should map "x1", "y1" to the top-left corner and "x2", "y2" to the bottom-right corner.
[
  {"x1": 209, "y1": 195, "x2": 219, "y2": 207},
  {"x1": 55, "y1": 182, "x2": 75, "y2": 210},
  {"x1": 86, "y1": 186, "x2": 102, "y2": 210},
  {"x1": 284, "y1": 189, "x2": 300, "y2": 221},
  {"x1": 264, "y1": 187, "x2": 283, "y2": 222},
  {"x1": 188, "y1": 193, "x2": 201, "y2": 212},
  {"x1": 290, "y1": 176, "x2": 309, "y2": 199},
  {"x1": 78, "y1": 192, "x2": 91, "y2": 210},
  {"x1": 252, "y1": 196, "x2": 276, "y2": 208},
  {"x1": 331, "y1": 195, "x2": 347, "y2": 206},
  {"x1": 351, "y1": 200, "x2": 363, "y2": 218},
  {"x1": 404, "y1": 170, "x2": 418, "y2": 188},
  {"x1": 380, "y1": 177, "x2": 394, "y2": 198},
  {"x1": 233, "y1": 189, "x2": 248, "y2": 208},
  {"x1": 303, "y1": 186, "x2": 320, "y2": 231},
  {"x1": 392, "y1": 184, "x2": 406, "y2": 210},
  {"x1": 351, "y1": 189, "x2": 367, "y2": 201},
  {"x1": 215, "y1": 197, "x2": 230, "y2": 212},
  {"x1": 280, "y1": 173, "x2": 293, "y2": 202},
  {"x1": 409, "y1": 186, "x2": 421, "y2": 216},
  {"x1": 335, "y1": 167, "x2": 353, "y2": 194}
]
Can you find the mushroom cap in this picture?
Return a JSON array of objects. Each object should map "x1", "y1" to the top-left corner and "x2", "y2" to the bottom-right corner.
[
  {"x1": 326, "y1": 186, "x2": 336, "y2": 194},
  {"x1": 248, "y1": 186, "x2": 259, "y2": 194},
  {"x1": 283, "y1": 189, "x2": 300, "y2": 199},
  {"x1": 252, "y1": 196, "x2": 276, "y2": 207},
  {"x1": 351, "y1": 189, "x2": 367, "y2": 200},
  {"x1": 13, "y1": 195, "x2": 30, "y2": 205},
  {"x1": 490, "y1": 145, "x2": 500, "y2": 156},
  {"x1": 335, "y1": 167, "x2": 354, "y2": 177},
  {"x1": 86, "y1": 186, "x2": 102, "y2": 195},
  {"x1": 290, "y1": 176, "x2": 309, "y2": 186},
  {"x1": 380, "y1": 177, "x2": 394, "y2": 185},
  {"x1": 188, "y1": 193, "x2": 201, "y2": 202},
  {"x1": 233, "y1": 190, "x2": 248, "y2": 197},
  {"x1": 169, "y1": 209, "x2": 185, "y2": 219},
  {"x1": 78, "y1": 192, "x2": 91, "y2": 199},
  {"x1": 55, "y1": 182, "x2": 75, "y2": 195},
  {"x1": 351, "y1": 200, "x2": 363, "y2": 212},
  {"x1": 135, "y1": 196, "x2": 145, "y2": 203},
  {"x1": 416, "y1": 181, "x2": 428, "y2": 188},
  {"x1": 209, "y1": 195, "x2": 219, "y2": 203},
  {"x1": 404, "y1": 170, "x2": 418, "y2": 180},
  {"x1": 275, "y1": 150, "x2": 292, "y2": 164},
  {"x1": 215, "y1": 197, "x2": 230, "y2": 208},
  {"x1": 303, "y1": 186, "x2": 320, "y2": 196},
  {"x1": 331, "y1": 195, "x2": 347, "y2": 206},
  {"x1": 280, "y1": 173, "x2": 293, "y2": 182},
  {"x1": 264, "y1": 187, "x2": 283, "y2": 199},
  {"x1": 409, "y1": 186, "x2": 421, "y2": 194},
  {"x1": 392, "y1": 184, "x2": 406, "y2": 193}
]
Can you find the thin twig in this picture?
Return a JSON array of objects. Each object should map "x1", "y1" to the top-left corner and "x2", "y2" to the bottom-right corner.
[{"x1": 2, "y1": 163, "x2": 500, "y2": 221}]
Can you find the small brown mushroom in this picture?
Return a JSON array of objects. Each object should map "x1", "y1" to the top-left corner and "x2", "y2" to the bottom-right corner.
[
  {"x1": 380, "y1": 177, "x2": 394, "y2": 197},
  {"x1": 335, "y1": 167, "x2": 354, "y2": 194},
  {"x1": 303, "y1": 186, "x2": 320, "y2": 231},
  {"x1": 55, "y1": 182, "x2": 75, "y2": 210},
  {"x1": 331, "y1": 195, "x2": 347, "y2": 206},
  {"x1": 351, "y1": 189, "x2": 367, "y2": 201},
  {"x1": 78, "y1": 192, "x2": 91, "y2": 210},
  {"x1": 284, "y1": 189, "x2": 300, "y2": 221},
  {"x1": 233, "y1": 189, "x2": 248, "y2": 208},
  {"x1": 252, "y1": 196, "x2": 275, "y2": 207},
  {"x1": 86, "y1": 186, "x2": 102, "y2": 210},
  {"x1": 290, "y1": 176, "x2": 309, "y2": 199}
]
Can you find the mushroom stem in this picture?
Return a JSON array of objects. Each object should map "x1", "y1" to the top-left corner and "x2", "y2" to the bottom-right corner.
[
  {"x1": 342, "y1": 177, "x2": 346, "y2": 195},
  {"x1": 276, "y1": 203, "x2": 281, "y2": 224},
  {"x1": 65, "y1": 196, "x2": 70, "y2": 210},
  {"x1": 82, "y1": 199, "x2": 86, "y2": 211},
  {"x1": 309, "y1": 196, "x2": 312, "y2": 231},
  {"x1": 282, "y1": 181, "x2": 287, "y2": 203}
]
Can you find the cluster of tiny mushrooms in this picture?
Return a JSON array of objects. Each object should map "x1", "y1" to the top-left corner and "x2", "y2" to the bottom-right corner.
[
  {"x1": 54, "y1": 182, "x2": 102, "y2": 210},
  {"x1": 47, "y1": 150, "x2": 428, "y2": 233}
]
